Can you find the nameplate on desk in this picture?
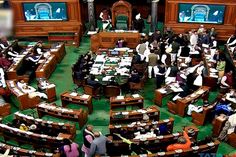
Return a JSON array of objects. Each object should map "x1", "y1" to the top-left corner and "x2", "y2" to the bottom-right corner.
[{"x1": 116, "y1": 96, "x2": 124, "y2": 100}]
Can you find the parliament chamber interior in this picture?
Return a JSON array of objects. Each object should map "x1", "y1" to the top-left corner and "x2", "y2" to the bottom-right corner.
[{"x1": 0, "y1": 0, "x2": 236, "y2": 156}]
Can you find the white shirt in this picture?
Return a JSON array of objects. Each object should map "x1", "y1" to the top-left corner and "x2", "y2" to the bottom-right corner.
[
  {"x1": 227, "y1": 36, "x2": 236, "y2": 47},
  {"x1": 221, "y1": 76, "x2": 229, "y2": 87},
  {"x1": 0, "y1": 68, "x2": 6, "y2": 88}
]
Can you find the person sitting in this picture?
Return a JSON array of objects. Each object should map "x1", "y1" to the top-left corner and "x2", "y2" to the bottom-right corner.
[
  {"x1": 129, "y1": 69, "x2": 140, "y2": 83},
  {"x1": 0, "y1": 53, "x2": 11, "y2": 70},
  {"x1": 37, "y1": 78, "x2": 55, "y2": 91},
  {"x1": 0, "y1": 36, "x2": 10, "y2": 49},
  {"x1": 19, "y1": 123, "x2": 29, "y2": 131},
  {"x1": 116, "y1": 39, "x2": 125, "y2": 48},
  {"x1": 220, "y1": 71, "x2": 234, "y2": 89},
  {"x1": 107, "y1": 77, "x2": 119, "y2": 86},
  {"x1": 82, "y1": 125, "x2": 95, "y2": 157},
  {"x1": 17, "y1": 80, "x2": 48, "y2": 99},
  {"x1": 166, "y1": 130, "x2": 191, "y2": 151},
  {"x1": 86, "y1": 75, "x2": 101, "y2": 89}
]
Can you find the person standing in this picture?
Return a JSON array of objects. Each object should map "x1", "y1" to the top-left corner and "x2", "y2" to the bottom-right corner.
[
  {"x1": 82, "y1": 125, "x2": 95, "y2": 157},
  {"x1": 60, "y1": 139, "x2": 79, "y2": 157},
  {"x1": 89, "y1": 131, "x2": 111, "y2": 157}
]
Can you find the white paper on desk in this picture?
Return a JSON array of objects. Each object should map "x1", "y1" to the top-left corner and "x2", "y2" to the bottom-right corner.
[
  {"x1": 189, "y1": 51, "x2": 199, "y2": 55},
  {"x1": 95, "y1": 55, "x2": 106, "y2": 62},
  {"x1": 209, "y1": 68, "x2": 218, "y2": 73},
  {"x1": 40, "y1": 69, "x2": 44, "y2": 72},
  {"x1": 196, "y1": 89, "x2": 204, "y2": 95},
  {"x1": 102, "y1": 76, "x2": 112, "y2": 81},
  {"x1": 38, "y1": 60, "x2": 44, "y2": 64},
  {"x1": 114, "y1": 47, "x2": 130, "y2": 51},
  {"x1": 22, "y1": 51, "x2": 28, "y2": 55},
  {"x1": 132, "y1": 94, "x2": 140, "y2": 98},
  {"x1": 158, "y1": 88, "x2": 167, "y2": 94},
  {"x1": 70, "y1": 92, "x2": 77, "y2": 97},
  {"x1": 50, "y1": 48, "x2": 57, "y2": 52},
  {"x1": 209, "y1": 73, "x2": 218, "y2": 78},
  {"x1": 87, "y1": 31, "x2": 97, "y2": 35},
  {"x1": 81, "y1": 94, "x2": 90, "y2": 99},
  {"x1": 116, "y1": 96, "x2": 124, "y2": 100},
  {"x1": 47, "y1": 84, "x2": 55, "y2": 88},
  {"x1": 170, "y1": 86, "x2": 183, "y2": 92}
]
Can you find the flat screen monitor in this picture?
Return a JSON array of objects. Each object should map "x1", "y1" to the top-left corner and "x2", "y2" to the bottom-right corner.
[
  {"x1": 178, "y1": 3, "x2": 225, "y2": 24},
  {"x1": 22, "y1": 2, "x2": 68, "y2": 21}
]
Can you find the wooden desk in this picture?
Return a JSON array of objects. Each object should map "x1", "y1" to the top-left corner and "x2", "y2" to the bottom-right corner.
[
  {"x1": 110, "y1": 95, "x2": 144, "y2": 110},
  {"x1": 0, "y1": 142, "x2": 60, "y2": 157},
  {"x1": 154, "y1": 83, "x2": 181, "y2": 107},
  {"x1": 212, "y1": 115, "x2": 227, "y2": 137},
  {"x1": 60, "y1": 92, "x2": 93, "y2": 114},
  {"x1": 37, "y1": 103, "x2": 88, "y2": 129},
  {"x1": 227, "y1": 132, "x2": 236, "y2": 148},
  {"x1": 35, "y1": 55, "x2": 57, "y2": 79},
  {"x1": 38, "y1": 82, "x2": 56, "y2": 103},
  {"x1": 6, "y1": 80, "x2": 41, "y2": 110},
  {"x1": 0, "y1": 96, "x2": 11, "y2": 117},
  {"x1": 90, "y1": 31, "x2": 140, "y2": 52},
  {"x1": 168, "y1": 86, "x2": 210, "y2": 117},
  {"x1": 110, "y1": 106, "x2": 159, "y2": 124},
  {"x1": 202, "y1": 49, "x2": 218, "y2": 88},
  {"x1": 109, "y1": 118, "x2": 174, "y2": 137},
  {"x1": 6, "y1": 42, "x2": 40, "y2": 82},
  {"x1": 0, "y1": 123, "x2": 64, "y2": 150},
  {"x1": 14, "y1": 112, "x2": 76, "y2": 139},
  {"x1": 110, "y1": 140, "x2": 220, "y2": 157},
  {"x1": 43, "y1": 43, "x2": 66, "y2": 63}
]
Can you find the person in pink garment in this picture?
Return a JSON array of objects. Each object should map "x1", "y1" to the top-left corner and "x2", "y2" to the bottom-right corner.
[{"x1": 62, "y1": 139, "x2": 80, "y2": 157}]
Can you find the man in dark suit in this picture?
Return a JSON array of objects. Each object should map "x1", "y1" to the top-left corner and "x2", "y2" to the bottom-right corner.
[{"x1": 86, "y1": 75, "x2": 101, "y2": 89}]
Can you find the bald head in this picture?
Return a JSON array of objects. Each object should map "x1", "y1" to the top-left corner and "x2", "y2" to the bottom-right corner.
[{"x1": 94, "y1": 131, "x2": 101, "y2": 138}]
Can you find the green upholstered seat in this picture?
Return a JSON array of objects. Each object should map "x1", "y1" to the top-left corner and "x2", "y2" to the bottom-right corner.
[{"x1": 116, "y1": 15, "x2": 128, "y2": 30}]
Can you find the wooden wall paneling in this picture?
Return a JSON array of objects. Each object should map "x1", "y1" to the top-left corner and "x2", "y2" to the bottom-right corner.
[{"x1": 164, "y1": 0, "x2": 236, "y2": 40}]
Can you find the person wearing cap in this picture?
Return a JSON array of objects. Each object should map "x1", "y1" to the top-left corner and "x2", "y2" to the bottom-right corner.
[{"x1": 167, "y1": 130, "x2": 191, "y2": 151}]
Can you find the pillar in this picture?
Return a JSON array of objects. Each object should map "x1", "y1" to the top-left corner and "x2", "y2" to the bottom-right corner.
[
  {"x1": 151, "y1": 0, "x2": 159, "y2": 32},
  {"x1": 87, "y1": 0, "x2": 95, "y2": 31}
]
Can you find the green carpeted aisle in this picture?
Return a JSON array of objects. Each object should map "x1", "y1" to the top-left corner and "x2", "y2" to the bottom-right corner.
[{"x1": 2, "y1": 36, "x2": 236, "y2": 155}]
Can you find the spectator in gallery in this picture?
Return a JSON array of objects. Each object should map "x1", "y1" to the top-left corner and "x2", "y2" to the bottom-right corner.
[
  {"x1": 82, "y1": 125, "x2": 95, "y2": 157},
  {"x1": 60, "y1": 139, "x2": 79, "y2": 157},
  {"x1": 167, "y1": 130, "x2": 191, "y2": 151},
  {"x1": 133, "y1": 13, "x2": 144, "y2": 33}
]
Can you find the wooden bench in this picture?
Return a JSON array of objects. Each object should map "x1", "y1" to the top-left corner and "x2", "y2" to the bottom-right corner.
[
  {"x1": 0, "y1": 142, "x2": 60, "y2": 157},
  {"x1": 60, "y1": 91, "x2": 93, "y2": 114},
  {"x1": 14, "y1": 112, "x2": 76, "y2": 139},
  {"x1": 110, "y1": 94, "x2": 144, "y2": 110},
  {"x1": 0, "y1": 124, "x2": 64, "y2": 150},
  {"x1": 37, "y1": 103, "x2": 88, "y2": 129},
  {"x1": 167, "y1": 86, "x2": 210, "y2": 117},
  {"x1": 107, "y1": 140, "x2": 220, "y2": 157},
  {"x1": 109, "y1": 118, "x2": 174, "y2": 138},
  {"x1": 110, "y1": 106, "x2": 160, "y2": 124},
  {"x1": 6, "y1": 80, "x2": 40, "y2": 110}
]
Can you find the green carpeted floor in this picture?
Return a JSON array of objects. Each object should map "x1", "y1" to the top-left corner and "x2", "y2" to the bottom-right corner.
[{"x1": 2, "y1": 36, "x2": 236, "y2": 155}]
